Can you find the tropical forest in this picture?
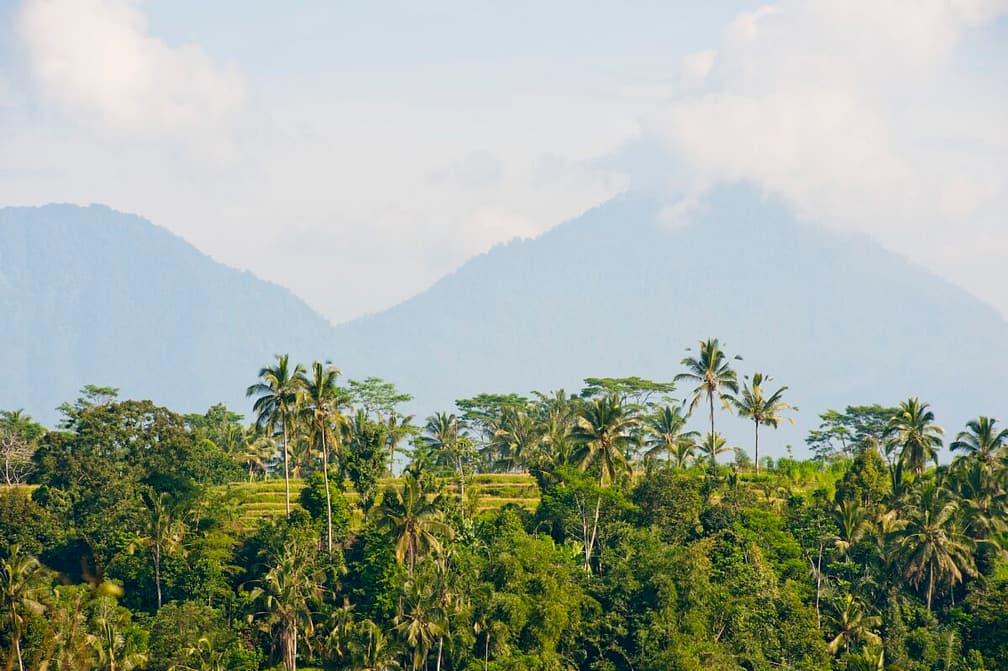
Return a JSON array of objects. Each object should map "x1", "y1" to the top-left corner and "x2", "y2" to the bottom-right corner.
[{"x1": 2, "y1": 338, "x2": 1007, "y2": 671}]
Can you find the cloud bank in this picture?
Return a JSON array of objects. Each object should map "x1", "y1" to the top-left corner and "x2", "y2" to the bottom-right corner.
[{"x1": 648, "y1": 0, "x2": 1008, "y2": 312}]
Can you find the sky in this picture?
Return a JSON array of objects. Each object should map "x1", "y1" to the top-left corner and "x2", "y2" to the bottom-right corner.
[{"x1": 1, "y1": 0, "x2": 1006, "y2": 324}]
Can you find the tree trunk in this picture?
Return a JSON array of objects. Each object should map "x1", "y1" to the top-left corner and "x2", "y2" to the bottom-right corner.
[
  {"x1": 14, "y1": 623, "x2": 24, "y2": 671},
  {"x1": 282, "y1": 424, "x2": 291, "y2": 517},
  {"x1": 154, "y1": 543, "x2": 163, "y2": 609},
  {"x1": 436, "y1": 637, "x2": 443, "y2": 671},
  {"x1": 322, "y1": 430, "x2": 333, "y2": 556},
  {"x1": 484, "y1": 631, "x2": 490, "y2": 671},
  {"x1": 927, "y1": 563, "x2": 934, "y2": 611},
  {"x1": 709, "y1": 392, "x2": 715, "y2": 438},
  {"x1": 754, "y1": 420, "x2": 760, "y2": 475}
]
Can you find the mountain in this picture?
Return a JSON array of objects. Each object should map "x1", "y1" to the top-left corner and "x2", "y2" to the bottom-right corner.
[
  {"x1": 0, "y1": 204, "x2": 338, "y2": 425},
  {"x1": 330, "y1": 184, "x2": 1008, "y2": 455},
  {"x1": 5, "y1": 189, "x2": 1005, "y2": 456}
]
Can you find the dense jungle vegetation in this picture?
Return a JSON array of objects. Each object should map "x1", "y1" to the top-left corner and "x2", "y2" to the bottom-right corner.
[{"x1": 2, "y1": 338, "x2": 1007, "y2": 671}]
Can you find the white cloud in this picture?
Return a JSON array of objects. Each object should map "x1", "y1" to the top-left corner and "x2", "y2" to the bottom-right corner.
[
  {"x1": 649, "y1": 0, "x2": 1008, "y2": 314},
  {"x1": 18, "y1": 0, "x2": 244, "y2": 134}
]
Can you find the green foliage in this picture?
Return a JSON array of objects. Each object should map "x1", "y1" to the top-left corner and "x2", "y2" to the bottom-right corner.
[{"x1": 298, "y1": 472, "x2": 351, "y2": 541}]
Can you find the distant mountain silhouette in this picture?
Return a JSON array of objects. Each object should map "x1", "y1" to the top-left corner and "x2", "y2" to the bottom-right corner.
[
  {"x1": 329, "y1": 184, "x2": 1008, "y2": 456},
  {"x1": 0, "y1": 204, "x2": 338, "y2": 424},
  {"x1": 4, "y1": 190, "x2": 1005, "y2": 456}
]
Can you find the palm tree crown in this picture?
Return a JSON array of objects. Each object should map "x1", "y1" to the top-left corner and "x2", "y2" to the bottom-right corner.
[
  {"x1": 732, "y1": 372, "x2": 796, "y2": 474},
  {"x1": 247, "y1": 354, "x2": 307, "y2": 515},
  {"x1": 887, "y1": 398, "x2": 943, "y2": 478},
  {"x1": 675, "y1": 338, "x2": 739, "y2": 437}
]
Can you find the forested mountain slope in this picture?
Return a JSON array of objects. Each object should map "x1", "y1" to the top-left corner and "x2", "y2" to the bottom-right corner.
[
  {"x1": 331, "y1": 184, "x2": 1008, "y2": 454},
  {"x1": 0, "y1": 204, "x2": 337, "y2": 423}
]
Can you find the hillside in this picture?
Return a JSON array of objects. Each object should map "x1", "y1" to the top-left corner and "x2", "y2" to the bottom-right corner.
[
  {"x1": 0, "y1": 204, "x2": 338, "y2": 424},
  {"x1": 330, "y1": 184, "x2": 1008, "y2": 455}
]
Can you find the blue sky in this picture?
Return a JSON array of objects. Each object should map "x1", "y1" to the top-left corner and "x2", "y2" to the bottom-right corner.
[{"x1": 1, "y1": 1, "x2": 1006, "y2": 322}]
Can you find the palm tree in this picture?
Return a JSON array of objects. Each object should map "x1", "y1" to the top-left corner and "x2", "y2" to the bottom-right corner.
[
  {"x1": 642, "y1": 404, "x2": 698, "y2": 464},
  {"x1": 41, "y1": 585, "x2": 96, "y2": 671},
  {"x1": 384, "y1": 413, "x2": 415, "y2": 477},
  {"x1": 697, "y1": 432, "x2": 733, "y2": 471},
  {"x1": 251, "y1": 540, "x2": 325, "y2": 671},
  {"x1": 951, "y1": 416, "x2": 1008, "y2": 471},
  {"x1": 247, "y1": 354, "x2": 307, "y2": 515},
  {"x1": 732, "y1": 372, "x2": 796, "y2": 474},
  {"x1": 298, "y1": 360, "x2": 345, "y2": 555},
  {"x1": 394, "y1": 577, "x2": 446, "y2": 671},
  {"x1": 353, "y1": 620, "x2": 402, "y2": 671},
  {"x1": 570, "y1": 394, "x2": 638, "y2": 487},
  {"x1": 372, "y1": 469, "x2": 450, "y2": 573},
  {"x1": 1, "y1": 545, "x2": 47, "y2": 671},
  {"x1": 420, "y1": 413, "x2": 473, "y2": 499},
  {"x1": 886, "y1": 398, "x2": 943, "y2": 478},
  {"x1": 140, "y1": 490, "x2": 187, "y2": 609},
  {"x1": 824, "y1": 593, "x2": 882, "y2": 655},
  {"x1": 89, "y1": 595, "x2": 148, "y2": 671},
  {"x1": 832, "y1": 498, "x2": 871, "y2": 560},
  {"x1": 891, "y1": 481, "x2": 976, "y2": 610},
  {"x1": 675, "y1": 338, "x2": 740, "y2": 437}
]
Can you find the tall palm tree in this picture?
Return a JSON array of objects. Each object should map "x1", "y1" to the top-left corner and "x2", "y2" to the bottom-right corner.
[
  {"x1": 887, "y1": 398, "x2": 943, "y2": 478},
  {"x1": 732, "y1": 372, "x2": 796, "y2": 474},
  {"x1": 951, "y1": 416, "x2": 1008, "y2": 471},
  {"x1": 298, "y1": 360, "x2": 345, "y2": 555},
  {"x1": 394, "y1": 577, "x2": 446, "y2": 671},
  {"x1": 675, "y1": 338, "x2": 740, "y2": 437},
  {"x1": 891, "y1": 481, "x2": 976, "y2": 610},
  {"x1": 247, "y1": 354, "x2": 307, "y2": 515},
  {"x1": 384, "y1": 413, "x2": 415, "y2": 477},
  {"x1": 1, "y1": 545, "x2": 47, "y2": 671},
  {"x1": 642, "y1": 404, "x2": 698, "y2": 464},
  {"x1": 570, "y1": 394, "x2": 638, "y2": 487},
  {"x1": 140, "y1": 490, "x2": 187, "y2": 609},
  {"x1": 251, "y1": 540, "x2": 325, "y2": 671},
  {"x1": 832, "y1": 498, "x2": 872, "y2": 560},
  {"x1": 372, "y1": 469, "x2": 450, "y2": 574}
]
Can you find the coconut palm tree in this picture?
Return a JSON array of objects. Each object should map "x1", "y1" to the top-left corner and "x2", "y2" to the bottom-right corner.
[
  {"x1": 832, "y1": 498, "x2": 872, "y2": 560},
  {"x1": 89, "y1": 595, "x2": 148, "y2": 671},
  {"x1": 140, "y1": 490, "x2": 187, "y2": 609},
  {"x1": 951, "y1": 416, "x2": 1008, "y2": 471},
  {"x1": 642, "y1": 404, "x2": 698, "y2": 464},
  {"x1": 675, "y1": 338, "x2": 740, "y2": 437},
  {"x1": 419, "y1": 413, "x2": 471, "y2": 499},
  {"x1": 886, "y1": 398, "x2": 943, "y2": 478},
  {"x1": 372, "y1": 469, "x2": 450, "y2": 574},
  {"x1": 1, "y1": 545, "x2": 47, "y2": 671},
  {"x1": 247, "y1": 354, "x2": 307, "y2": 515},
  {"x1": 298, "y1": 360, "x2": 345, "y2": 555},
  {"x1": 395, "y1": 575, "x2": 446, "y2": 671},
  {"x1": 732, "y1": 372, "x2": 796, "y2": 474},
  {"x1": 824, "y1": 593, "x2": 882, "y2": 655},
  {"x1": 891, "y1": 481, "x2": 976, "y2": 610},
  {"x1": 251, "y1": 539, "x2": 325, "y2": 671},
  {"x1": 571, "y1": 394, "x2": 638, "y2": 487},
  {"x1": 353, "y1": 620, "x2": 402, "y2": 671}
]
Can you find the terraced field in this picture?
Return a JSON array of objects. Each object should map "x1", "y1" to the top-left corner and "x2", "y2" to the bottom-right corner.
[{"x1": 223, "y1": 473, "x2": 540, "y2": 530}]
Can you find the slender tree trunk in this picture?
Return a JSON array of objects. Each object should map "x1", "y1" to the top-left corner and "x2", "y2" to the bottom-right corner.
[
  {"x1": 709, "y1": 392, "x2": 715, "y2": 438},
  {"x1": 436, "y1": 637, "x2": 443, "y2": 671},
  {"x1": 322, "y1": 430, "x2": 333, "y2": 555},
  {"x1": 14, "y1": 622, "x2": 24, "y2": 671},
  {"x1": 484, "y1": 631, "x2": 490, "y2": 671},
  {"x1": 282, "y1": 424, "x2": 291, "y2": 516},
  {"x1": 754, "y1": 420, "x2": 760, "y2": 475},
  {"x1": 586, "y1": 495, "x2": 602, "y2": 574},
  {"x1": 154, "y1": 543, "x2": 163, "y2": 608},
  {"x1": 815, "y1": 544, "x2": 823, "y2": 628},
  {"x1": 927, "y1": 563, "x2": 934, "y2": 611}
]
